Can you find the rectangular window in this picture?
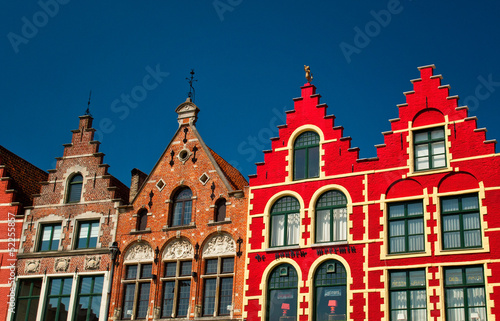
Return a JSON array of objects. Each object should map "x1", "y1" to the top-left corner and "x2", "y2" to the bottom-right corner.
[
  {"x1": 414, "y1": 127, "x2": 446, "y2": 171},
  {"x1": 38, "y1": 223, "x2": 61, "y2": 251},
  {"x1": 13, "y1": 279, "x2": 42, "y2": 321},
  {"x1": 388, "y1": 201, "x2": 425, "y2": 254},
  {"x1": 161, "y1": 260, "x2": 192, "y2": 318},
  {"x1": 389, "y1": 269, "x2": 427, "y2": 321},
  {"x1": 202, "y1": 257, "x2": 234, "y2": 316},
  {"x1": 122, "y1": 264, "x2": 152, "y2": 320},
  {"x1": 43, "y1": 277, "x2": 73, "y2": 321},
  {"x1": 76, "y1": 221, "x2": 99, "y2": 249},
  {"x1": 442, "y1": 194, "x2": 481, "y2": 249},
  {"x1": 74, "y1": 275, "x2": 104, "y2": 321},
  {"x1": 444, "y1": 266, "x2": 487, "y2": 321}
]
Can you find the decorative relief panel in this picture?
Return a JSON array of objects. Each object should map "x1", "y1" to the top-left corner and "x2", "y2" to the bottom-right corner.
[
  {"x1": 25, "y1": 260, "x2": 40, "y2": 273},
  {"x1": 124, "y1": 243, "x2": 154, "y2": 262},
  {"x1": 85, "y1": 256, "x2": 101, "y2": 270},
  {"x1": 54, "y1": 258, "x2": 70, "y2": 272},
  {"x1": 203, "y1": 234, "x2": 236, "y2": 257},
  {"x1": 163, "y1": 239, "x2": 193, "y2": 260}
]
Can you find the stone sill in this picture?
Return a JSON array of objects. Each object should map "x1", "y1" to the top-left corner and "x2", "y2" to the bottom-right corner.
[
  {"x1": 207, "y1": 220, "x2": 232, "y2": 227},
  {"x1": 130, "y1": 228, "x2": 152, "y2": 235},
  {"x1": 163, "y1": 224, "x2": 196, "y2": 232}
]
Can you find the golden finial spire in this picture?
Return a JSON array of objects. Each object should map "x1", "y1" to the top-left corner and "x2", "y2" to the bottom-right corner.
[{"x1": 304, "y1": 65, "x2": 313, "y2": 83}]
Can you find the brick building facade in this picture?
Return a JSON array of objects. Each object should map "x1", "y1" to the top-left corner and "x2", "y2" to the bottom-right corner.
[
  {"x1": 10, "y1": 115, "x2": 129, "y2": 321},
  {"x1": 109, "y1": 98, "x2": 248, "y2": 321},
  {"x1": 0, "y1": 146, "x2": 47, "y2": 321},
  {"x1": 243, "y1": 65, "x2": 500, "y2": 321}
]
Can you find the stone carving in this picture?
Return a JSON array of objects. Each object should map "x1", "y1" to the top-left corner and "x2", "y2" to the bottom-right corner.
[
  {"x1": 163, "y1": 239, "x2": 193, "y2": 260},
  {"x1": 25, "y1": 260, "x2": 40, "y2": 273},
  {"x1": 203, "y1": 234, "x2": 236, "y2": 257},
  {"x1": 54, "y1": 258, "x2": 70, "y2": 272},
  {"x1": 124, "y1": 243, "x2": 153, "y2": 262},
  {"x1": 85, "y1": 256, "x2": 101, "y2": 270}
]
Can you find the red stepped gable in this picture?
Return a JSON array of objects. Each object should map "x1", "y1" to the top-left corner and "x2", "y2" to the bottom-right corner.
[{"x1": 244, "y1": 65, "x2": 500, "y2": 321}]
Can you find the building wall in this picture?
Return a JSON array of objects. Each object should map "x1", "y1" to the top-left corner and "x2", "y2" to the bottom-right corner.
[
  {"x1": 11, "y1": 115, "x2": 128, "y2": 321},
  {"x1": 0, "y1": 146, "x2": 47, "y2": 321},
  {"x1": 243, "y1": 65, "x2": 500, "y2": 321},
  {"x1": 110, "y1": 98, "x2": 248, "y2": 321}
]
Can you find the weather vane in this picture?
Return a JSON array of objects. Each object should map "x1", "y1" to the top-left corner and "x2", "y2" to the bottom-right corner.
[
  {"x1": 304, "y1": 65, "x2": 313, "y2": 83},
  {"x1": 186, "y1": 69, "x2": 197, "y2": 102},
  {"x1": 85, "y1": 90, "x2": 92, "y2": 116}
]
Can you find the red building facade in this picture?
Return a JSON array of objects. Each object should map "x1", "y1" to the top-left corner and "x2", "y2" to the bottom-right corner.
[
  {"x1": 11, "y1": 115, "x2": 129, "y2": 321},
  {"x1": 243, "y1": 65, "x2": 500, "y2": 321},
  {"x1": 110, "y1": 98, "x2": 248, "y2": 321},
  {"x1": 0, "y1": 146, "x2": 47, "y2": 321}
]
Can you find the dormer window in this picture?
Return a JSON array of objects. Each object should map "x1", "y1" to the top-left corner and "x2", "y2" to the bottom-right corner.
[
  {"x1": 414, "y1": 128, "x2": 446, "y2": 171},
  {"x1": 67, "y1": 174, "x2": 83, "y2": 203},
  {"x1": 293, "y1": 131, "x2": 320, "y2": 180}
]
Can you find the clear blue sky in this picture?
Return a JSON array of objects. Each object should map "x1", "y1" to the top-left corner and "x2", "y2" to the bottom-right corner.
[{"x1": 2, "y1": 1, "x2": 500, "y2": 185}]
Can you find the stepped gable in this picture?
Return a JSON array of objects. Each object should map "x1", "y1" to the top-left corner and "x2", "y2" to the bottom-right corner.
[
  {"x1": 250, "y1": 82, "x2": 359, "y2": 185},
  {"x1": 0, "y1": 145, "x2": 47, "y2": 207},
  {"x1": 35, "y1": 115, "x2": 129, "y2": 206}
]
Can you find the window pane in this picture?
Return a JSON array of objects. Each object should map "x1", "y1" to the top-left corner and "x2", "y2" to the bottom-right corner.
[
  {"x1": 315, "y1": 286, "x2": 346, "y2": 321},
  {"x1": 203, "y1": 279, "x2": 216, "y2": 316},
  {"x1": 268, "y1": 289, "x2": 298, "y2": 321},
  {"x1": 51, "y1": 225, "x2": 61, "y2": 250},
  {"x1": 432, "y1": 154, "x2": 446, "y2": 168},
  {"x1": 205, "y1": 259, "x2": 218, "y2": 274},
  {"x1": 416, "y1": 144, "x2": 429, "y2": 157},
  {"x1": 332, "y1": 208, "x2": 347, "y2": 241},
  {"x1": 445, "y1": 269, "x2": 463, "y2": 286},
  {"x1": 443, "y1": 215, "x2": 460, "y2": 232},
  {"x1": 409, "y1": 270, "x2": 426, "y2": 287},
  {"x1": 462, "y1": 196, "x2": 478, "y2": 210},
  {"x1": 183, "y1": 201, "x2": 192, "y2": 224},
  {"x1": 390, "y1": 272, "x2": 407, "y2": 288},
  {"x1": 219, "y1": 277, "x2": 233, "y2": 315},
  {"x1": 271, "y1": 215, "x2": 285, "y2": 247},
  {"x1": 431, "y1": 128, "x2": 444, "y2": 139},
  {"x1": 172, "y1": 202, "x2": 182, "y2": 226},
  {"x1": 221, "y1": 258, "x2": 234, "y2": 274},
  {"x1": 431, "y1": 142, "x2": 445, "y2": 155},
  {"x1": 466, "y1": 267, "x2": 484, "y2": 284},
  {"x1": 177, "y1": 280, "x2": 191, "y2": 317},
  {"x1": 442, "y1": 199, "x2": 459, "y2": 212},
  {"x1": 416, "y1": 158, "x2": 429, "y2": 171},
  {"x1": 463, "y1": 213, "x2": 480, "y2": 230},
  {"x1": 391, "y1": 291, "x2": 407, "y2": 309},
  {"x1": 308, "y1": 146, "x2": 319, "y2": 178},
  {"x1": 467, "y1": 287, "x2": 485, "y2": 306},
  {"x1": 126, "y1": 265, "x2": 138, "y2": 280},
  {"x1": 408, "y1": 202, "x2": 423, "y2": 216},
  {"x1": 164, "y1": 262, "x2": 176, "y2": 277},
  {"x1": 294, "y1": 149, "x2": 306, "y2": 180},
  {"x1": 316, "y1": 209, "x2": 330, "y2": 242},
  {"x1": 122, "y1": 284, "x2": 136, "y2": 319},
  {"x1": 287, "y1": 213, "x2": 300, "y2": 245},
  {"x1": 180, "y1": 261, "x2": 192, "y2": 276},
  {"x1": 161, "y1": 281, "x2": 175, "y2": 318},
  {"x1": 136, "y1": 283, "x2": 150, "y2": 318},
  {"x1": 389, "y1": 204, "x2": 404, "y2": 218},
  {"x1": 464, "y1": 230, "x2": 481, "y2": 248},
  {"x1": 414, "y1": 132, "x2": 428, "y2": 142},
  {"x1": 446, "y1": 288, "x2": 464, "y2": 307},
  {"x1": 390, "y1": 221, "x2": 405, "y2": 237},
  {"x1": 141, "y1": 264, "x2": 153, "y2": 279}
]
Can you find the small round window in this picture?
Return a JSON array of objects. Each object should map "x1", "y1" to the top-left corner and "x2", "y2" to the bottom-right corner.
[{"x1": 178, "y1": 149, "x2": 190, "y2": 162}]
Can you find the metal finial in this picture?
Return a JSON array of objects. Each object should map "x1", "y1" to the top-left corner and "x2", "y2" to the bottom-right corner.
[
  {"x1": 85, "y1": 90, "x2": 92, "y2": 116},
  {"x1": 186, "y1": 69, "x2": 197, "y2": 102}
]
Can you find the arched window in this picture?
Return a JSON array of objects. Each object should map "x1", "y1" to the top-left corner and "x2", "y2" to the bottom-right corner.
[
  {"x1": 267, "y1": 264, "x2": 298, "y2": 321},
  {"x1": 137, "y1": 209, "x2": 148, "y2": 231},
  {"x1": 314, "y1": 260, "x2": 347, "y2": 321},
  {"x1": 67, "y1": 174, "x2": 83, "y2": 203},
  {"x1": 293, "y1": 131, "x2": 320, "y2": 180},
  {"x1": 270, "y1": 197, "x2": 300, "y2": 247},
  {"x1": 315, "y1": 191, "x2": 347, "y2": 243},
  {"x1": 171, "y1": 187, "x2": 192, "y2": 227},
  {"x1": 214, "y1": 198, "x2": 226, "y2": 222}
]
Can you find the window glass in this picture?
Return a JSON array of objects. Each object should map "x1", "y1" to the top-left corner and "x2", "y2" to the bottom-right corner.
[
  {"x1": 215, "y1": 198, "x2": 227, "y2": 222},
  {"x1": 388, "y1": 201, "x2": 424, "y2": 254},
  {"x1": 180, "y1": 261, "x2": 192, "y2": 276},
  {"x1": 126, "y1": 265, "x2": 138, "y2": 279},
  {"x1": 293, "y1": 131, "x2": 320, "y2": 180},
  {"x1": 39, "y1": 224, "x2": 61, "y2": 251},
  {"x1": 44, "y1": 277, "x2": 73, "y2": 321},
  {"x1": 445, "y1": 266, "x2": 486, "y2": 321},
  {"x1": 14, "y1": 279, "x2": 42, "y2": 321},
  {"x1": 137, "y1": 210, "x2": 148, "y2": 231},
  {"x1": 77, "y1": 221, "x2": 99, "y2": 249},
  {"x1": 141, "y1": 264, "x2": 153, "y2": 279},
  {"x1": 414, "y1": 128, "x2": 446, "y2": 171},
  {"x1": 221, "y1": 257, "x2": 234, "y2": 274},
  {"x1": 161, "y1": 260, "x2": 193, "y2": 318},
  {"x1": 390, "y1": 270, "x2": 427, "y2": 321},
  {"x1": 268, "y1": 264, "x2": 298, "y2": 321},
  {"x1": 172, "y1": 187, "x2": 193, "y2": 226},
  {"x1": 205, "y1": 259, "x2": 218, "y2": 274},
  {"x1": 74, "y1": 276, "x2": 104, "y2": 321},
  {"x1": 441, "y1": 194, "x2": 481, "y2": 249},
  {"x1": 67, "y1": 174, "x2": 83, "y2": 203},
  {"x1": 271, "y1": 196, "x2": 300, "y2": 247},
  {"x1": 202, "y1": 256, "x2": 235, "y2": 316},
  {"x1": 316, "y1": 191, "x2": 347, "y2": 243}
]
